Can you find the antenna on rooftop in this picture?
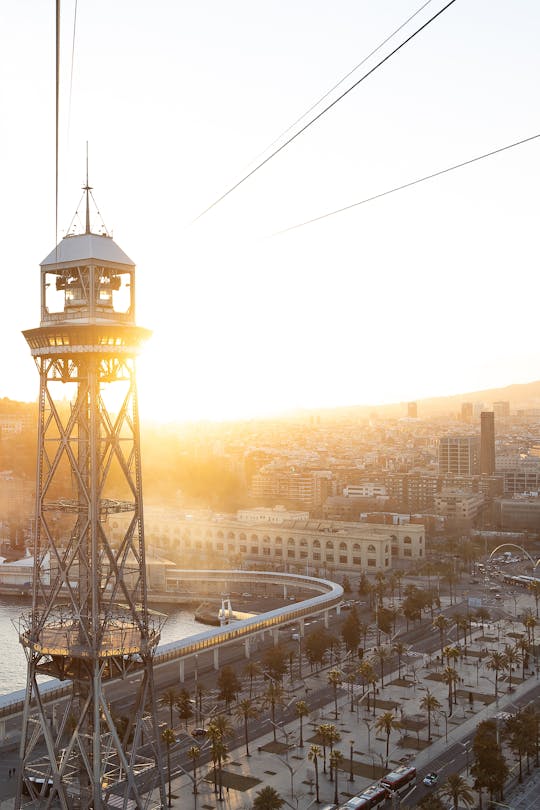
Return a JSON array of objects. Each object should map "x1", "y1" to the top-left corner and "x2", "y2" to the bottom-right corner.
[{"x1": 83, "y1": 141, "x2": 92, "y2": 234}]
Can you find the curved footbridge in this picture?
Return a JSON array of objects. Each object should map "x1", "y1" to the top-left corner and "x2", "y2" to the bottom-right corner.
[{"x1": 0, "y1": 570, "x2": 343, "y2": 740}]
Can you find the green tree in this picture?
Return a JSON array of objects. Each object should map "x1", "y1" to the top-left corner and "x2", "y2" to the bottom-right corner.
[
  {"x1": 308, "y1": 744, "x2": 321, "y2": 803},
  {"x1": 330, "y1": 750, "x2": 344, "y2": 804},
  {"x1": 392, "y1": 640, "x2": 408, "y2": 680},
  {"x1": 187, "y1": 744, "x2": 201, "y2": 794},
  {"x1": 234, "y1": 698, "x2": 259, "y2": 757},
  {"x1": 440, "y1": 773, "x2": 474, "y2": 810},
  {"x1": 432, "y1": 615, "x2": 450, "y2": 659},
  {"x1": 375, "y1": 711, "x2": 400, "y2": 766},
  {"x1": 420, "y1": 689, "x2": 442, "y2": 741},
  {"x1": 217, "y1": 664, "x2": 240, "y2": 712},
  {"x1": 176, "y1": 688, "x2": 193, "y2": 730},
  {"x1": 159, "y1": 688, "x2": 179, "y2": 730},
  {"x1": 471, "y1": 719, "x2": 508, "y2": 805},
  {"x1": 327, "y1": 668, "x2": 343, "y2": 720},
  {"x1": 295, "y1": 699, "x2": 309, "y2": 747},
  {"x1": 503, "y1": 644, "x2": 520, "y2": 691},
  {"x1": 243, "y1": 660, "x2": 261, "y2": 699},
  {"x1": 373, "y1": 646, "x2": 390, "y2": 687},
  {"x1": 262, "y1": 681, "x2": 285, "y2": 741},
  {"x1": 305, "y1": 628, "x2": 333, "y2": 671},
  {"x1": 417, "y1": 794, "x2": 445, "y2": 810},
  {"x1": 442, "y1": 666, "x2": 458, "y2": 716},
  {"x1": 161, "y1": 727, "x2": 175, "y2": 807},
  {"x1": 341, "y1": 607, "x2": 361, "y2": 653},
  {"x1": 253, "y1": 786, "x2": 285, "y2": 810},
  {"x1": 486, "y1": 650, "x2": 507, "y2": 701},
  {"x1": 262, "y1": 644, "x2": 288, "y2": 682}
]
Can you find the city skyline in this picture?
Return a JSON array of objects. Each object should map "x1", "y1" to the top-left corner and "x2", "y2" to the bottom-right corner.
[{"x1": 1, "y1": 1, "x2": 539, "y2": 421}]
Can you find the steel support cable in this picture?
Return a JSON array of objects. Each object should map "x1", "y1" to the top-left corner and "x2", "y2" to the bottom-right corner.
[
  {"x1": 245, "y1": 0, "x2": 436, "y2": 169},
  {"x1": 55, "y1": 0, "x2": 60, "y2": 252},
  {"x1": 192, "y1": 0, "x2": 458, "y2": 223},
  {"x1": 271, "y1": 132, "x2": 540, "y2": 235},
  {"x1": 67, "y1": 0, "x2": 78, "y2": 141}
]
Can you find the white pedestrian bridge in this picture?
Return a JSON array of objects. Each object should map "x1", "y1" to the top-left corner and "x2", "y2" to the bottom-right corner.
[{"x1": 0, "y1": 570, "x2": 343, "y2": 729}]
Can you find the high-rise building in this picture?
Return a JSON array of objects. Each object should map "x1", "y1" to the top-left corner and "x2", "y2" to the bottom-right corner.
[
  {"x1": 461, "y1": 402, "x2": 473, "y2": 423},
  {"x1": 407, "y1": 402, "x2": 418, "y2": 419},
  {"x1": 480, "y1": 411, "x2": 496, "y2": 475},
  {"x1": 493, "y1": 400, "x2": 510, "y2": 418},
  {"x1": 438, "y1": 436, "x2": 480, "y2": 476}
]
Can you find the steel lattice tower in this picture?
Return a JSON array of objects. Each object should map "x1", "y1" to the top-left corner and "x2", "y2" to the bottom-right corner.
[{"x1": 16, "y1": 194, "x2": 166, "y2": 810}]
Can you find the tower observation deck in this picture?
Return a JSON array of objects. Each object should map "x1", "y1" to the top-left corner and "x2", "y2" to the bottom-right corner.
[{"x1": 16, "y1": 219, "x2": 166, "y2": 809}]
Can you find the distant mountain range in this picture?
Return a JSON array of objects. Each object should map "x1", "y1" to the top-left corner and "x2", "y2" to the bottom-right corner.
[{"x1": 324, "y1": 380, "x2": 540, "y2": 419}]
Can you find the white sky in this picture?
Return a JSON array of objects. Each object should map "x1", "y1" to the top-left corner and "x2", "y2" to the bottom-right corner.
[{"x1": 1, "y1": 1, "x2": 539, "y2": 421}]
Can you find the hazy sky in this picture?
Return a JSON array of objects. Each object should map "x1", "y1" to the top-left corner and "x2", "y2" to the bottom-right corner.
[{"x1": 1, "y1": 1, "x2": 539, "y2": 420}]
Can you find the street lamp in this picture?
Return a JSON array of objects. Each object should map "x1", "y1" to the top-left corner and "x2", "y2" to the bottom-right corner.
[
  {"x1": 438, "y1": 709, "x2": 448, "y2": 743},
  {"x1": 362, "y1": 718, "x2": 373, "y2": 752},
  {"x1": 349, "y1": 739, "x2": 355, "y2": 782},
  {"x1": 460, "y1": 742, "x2": 470, "y2": 776}
]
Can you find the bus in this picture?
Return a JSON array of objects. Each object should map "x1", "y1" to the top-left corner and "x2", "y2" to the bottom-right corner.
[{"x1": 380, "y1": 765, "x2": 416, "y2": 793}]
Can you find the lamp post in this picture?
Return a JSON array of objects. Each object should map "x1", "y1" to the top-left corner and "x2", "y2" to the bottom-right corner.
[
  {"x1": 439, "y1": 709, "x2": 448, "y2": 744},
  {"x1": 363, "y1": 718, "x2": 373, "y2": 752},
  {"x1": 349, "y1": 740, "x2": 355, "y2": 782}
]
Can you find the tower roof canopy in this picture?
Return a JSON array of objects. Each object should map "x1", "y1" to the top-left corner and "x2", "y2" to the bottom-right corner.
[{"x1": 41, "y1": 233, "x2": 134, "y2": 268}]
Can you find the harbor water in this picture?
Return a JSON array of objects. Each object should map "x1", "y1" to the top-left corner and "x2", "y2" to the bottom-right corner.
[{"x1": 0, "y1": 596, "x2": 201, "y2": 696}]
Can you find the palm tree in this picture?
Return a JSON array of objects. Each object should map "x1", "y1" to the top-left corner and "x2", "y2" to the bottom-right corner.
[
  {"x1": 503, "y1": 644, "x2": 521, "y2": 691},
  {"x1": 262, "y1": 681, "x2": 285, "y2": 741},
  {"x1": 187, "y1": 745, "x2": 201, "y2": 794},
  {"x1": 432, "y1": 615, "x2": 450, "y2": 659},
  {"x1": 443, "y1": 645, "x2": 460, "y2": 669},
  {"x1": 317, "y1": 723, "x2": 333, "y2": 774},
  {"x1": 330, "y1": 750, "x2": 344, "y2": 804},
  {"x1": 392, "y1": 641, "x2": 408, "y2": 680},
  {"x1": 161, "y1": 727, "x2": 175, "y2": 807},
  {"x1": 373, "y1": 646, "x2": 390, "y2": 687},
  {"x1": 234, "y1": 698, "x2": 259, "y2": 757},
  {"x1": 420, "y1": 689, "x2": 442, "y2": 741},
  {"x1": 243, "y1": 660, "x2": 262, "y2": 699},
  {"x1": 487, "y1": 650, "x2": 507, "y2": 701},
  {"x1": 253, "y1": 786, "x2": 285, "y2": 810},
  {"x1": 346, "y1": 671, "x2": 356, "y2": 712},
  {"x1": 212, "y1": 738, "x2": 229, "y2": 802},
  {"x1": 207, "y1": 714, "x2": 233, "y2": 797},
  {"x1": 357, "y1": 660, "x2": 376, "y2": 695},
  {"x1": 295, "y1": 699, "x2": 309, "y2": 747},
  {"x1": 308, "y1": 745, "x2": 321, "y2": 803},
  {"x1": 327, "y1": 668, "x2": 343, "y2": 719},
  {"x1": 440, "y1": 773, "x2": 474, "y2": 810},
  {"x1": 159, "y1": 688, "x2": 179, "y2": 730},
  {"x1": 442, "y1": 666, "x2": 458, "y2": 716},
  {"x1": 375, "y1": 711, "x2": 400, "y2": 766}
]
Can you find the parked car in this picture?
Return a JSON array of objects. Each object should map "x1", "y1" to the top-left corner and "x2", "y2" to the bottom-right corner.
[
  {"x1": 423, "y1": 772, "x2": 439, "y2": 787},
  {"x1": 191, "y1": 728, "x2": 207, "y2": 738}
]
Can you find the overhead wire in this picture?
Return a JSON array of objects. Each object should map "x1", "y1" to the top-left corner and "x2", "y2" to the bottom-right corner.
[
  {"x1": 272, "y1": 132, "x2": 540, "y2": 235},
  {"x1": 246, "y1": 0, "x2": 436, "y2": 167},
  {"x1": 67, "y1": 0, "x2": 78, "y2": 141},
  {"x1": 55, "y1": 0, "x2": 60, "y2": 250},
  {"x1": 192, "y1": 0, "x2": 458, "y2": 223}
]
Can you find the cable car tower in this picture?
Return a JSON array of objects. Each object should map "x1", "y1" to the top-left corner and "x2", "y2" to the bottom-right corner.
[{"x1": 16, "y1": 183, "x2": 166, "y2": 810}]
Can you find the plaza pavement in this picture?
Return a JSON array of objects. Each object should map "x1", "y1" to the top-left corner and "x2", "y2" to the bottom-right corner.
[{"x1": 167, "y1": 613, "x2": 540, "y2": 810}]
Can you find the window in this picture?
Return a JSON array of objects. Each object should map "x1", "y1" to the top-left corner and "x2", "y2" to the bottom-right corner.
[
  {"x1": 263, "y1": 548, "x2": 271, "y2": 556},
  {"x1": 251, "y1": 546, "x2": 258, "y2": 554},
  {"x1": 313, "y1": 552, "x2": 321, "y2": 561},
  {"x1": 239, "y1": 544, "x2": 246, "y2": 553},
  {"x1": 326, "y1": 541, "x2": 334, "y2": 550},
  {"x1": 368, "y1": 559, "x2": 376, "y2": 567},
  {"x1": 251, "y1": 534, "x2": 258, "y2": 542},
  {"x1": 275, "y1": 548, "x2": 282, "y2": 557},
  {"x1": 217, "y1": 531, "x2": 224, "y2": 539},
  {"x1": 300, "y1": 551, "x2": 308, "y2": 559},
  {"x1": 404, "y1": 536, "x2": 412, "y2": 544},
  {"x1": 339, "y1": 555, "x2": 347, "y2": 564},
  {"x1": 287, "y1": 538, "x2": 295, "y2": 547},
  {"x1": 339, "y1": 542, "x2": 347, "y2": 551},
  {"x1": 313, "y1": 540, "x2": 321, "y2": 549},
  {"x1": 326, "y1": 553, "x2": 334, "y2": 562},
  {"x1": 227, "y1": 532, "x2": 235, "y2": 540},
  {"x1": 403, "y1": 549, "x2": 412, "y2": 557},
  {"x1": 287, "y1": 550, "x2": 295, "y2": 558},
  {"x1": 275, "y1": 536, "x2": 282, "y2": 545},
  {"x1": 353, "y1": 557, "x2": 361, "y2": 565}
]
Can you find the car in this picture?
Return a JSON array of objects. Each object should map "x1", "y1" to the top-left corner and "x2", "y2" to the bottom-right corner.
[
  {"x1": 191, "y1": 728, "x2": 207, "y2": 738},
  {"x1": 423, "y1": 772, "x2": 439, "y2": 787}
]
